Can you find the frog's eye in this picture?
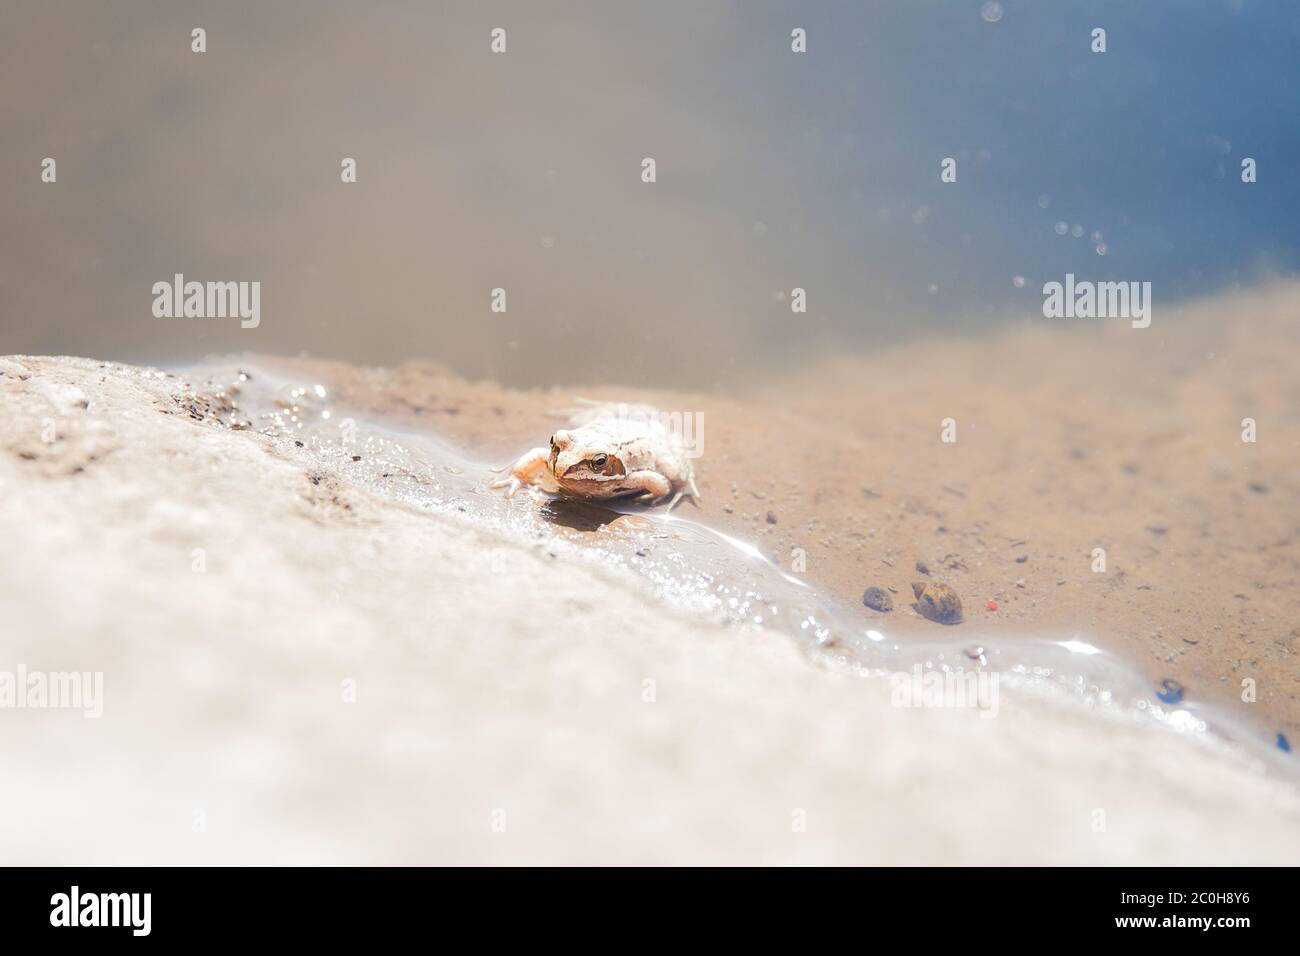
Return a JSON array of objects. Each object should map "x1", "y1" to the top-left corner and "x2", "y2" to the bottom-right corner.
[{"x1": 589, "y1": 455, "x2": 625, "y2": 477}]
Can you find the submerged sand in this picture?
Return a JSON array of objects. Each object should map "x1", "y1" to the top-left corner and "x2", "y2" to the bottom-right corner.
[{"x1": 2, "y1": 314, "x2": 1299, "y2": 862}]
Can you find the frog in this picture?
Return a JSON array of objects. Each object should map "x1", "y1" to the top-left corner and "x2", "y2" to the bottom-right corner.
[{"x1": 492, "y1": 403, "x2": 701, "y2": 510}]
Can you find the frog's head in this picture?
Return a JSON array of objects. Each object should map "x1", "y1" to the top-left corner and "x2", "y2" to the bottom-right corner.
[{"x1": 550, "y1": 429, "x2": 626, "y2": 486}]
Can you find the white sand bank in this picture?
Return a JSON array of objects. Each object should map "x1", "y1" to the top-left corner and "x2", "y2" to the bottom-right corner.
[{"x1": 1, "y1": 355, "x2": 1297, "y2": 865}]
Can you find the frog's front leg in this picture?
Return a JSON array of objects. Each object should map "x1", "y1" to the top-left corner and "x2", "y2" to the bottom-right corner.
[
  {"x1": 624, "y1": 470, "x2": 673, "y2": 503},
  {"x1": 491, "y1": 447, "x2": 551, "y2": 497}
]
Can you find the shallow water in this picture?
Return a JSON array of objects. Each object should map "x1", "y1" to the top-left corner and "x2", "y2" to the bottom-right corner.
[{"x1": 179, "y1": 358, "x2": 1296, "y2": 776}]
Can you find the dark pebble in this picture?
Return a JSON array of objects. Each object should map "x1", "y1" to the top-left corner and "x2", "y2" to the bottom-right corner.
[
  {"x1": 1157, "y1": 679, "x2": 1184, "y2": 705},
  {"x1": 766, "y1": 511, "x2": 777, "y2": 525},
  {"x1": 862, "y1": 587, "x2": 893, "y2": 613},
  {"x1": 1278, "y1": 733, "x2": 1292, "y2": 753},
  {"x1": 352, "y1": 455, "x2": 362, "y2": 462},
  {"x1": 1015, "y1": 554, "x2": 1028, "y2": 563},
  {"x1": 915, "y1": 560, "x2": 930, "y2": 575}
]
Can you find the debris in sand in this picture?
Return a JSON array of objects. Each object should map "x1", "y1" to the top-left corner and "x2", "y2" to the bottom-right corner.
[
  {"x1": 986, "y1": 600, "x2": 998, "y2": 611},
  {"x1": 1157, "y1": 679, "x2": 1185, "y2": 705},
  {"x1": 1279, "y1": 733, "x2": 1292, "y2": 753},
  {"x1": 766, "y1": 511, "x2": 777, "y2": 525},
  {"x1": 861, "y1": 587, "x2": 893, "y2": 613},
  {"x1": 915, "y1": 559, "x2": 930, "y2": 575},
  {"x1": 911, "y1": 582, "x2": 962, "y2": 625}
]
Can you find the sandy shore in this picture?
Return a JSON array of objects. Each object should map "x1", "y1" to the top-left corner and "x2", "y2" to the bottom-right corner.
[
  {"x1": 292, "y1": 281, "x2": 1300, "y2": 737},
  {"x1": 2, "y1": 332, "x2": 1299, "y2": 863}
]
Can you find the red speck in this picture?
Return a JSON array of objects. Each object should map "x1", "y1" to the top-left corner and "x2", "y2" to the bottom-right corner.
[{"x1": 986, "y1": 600, "x2": 999, "y2": 611}]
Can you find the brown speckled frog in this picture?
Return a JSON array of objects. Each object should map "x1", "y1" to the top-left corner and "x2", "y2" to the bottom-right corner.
[{"x1": 493, "y1": 404, "x2": 700, "y2": 510}]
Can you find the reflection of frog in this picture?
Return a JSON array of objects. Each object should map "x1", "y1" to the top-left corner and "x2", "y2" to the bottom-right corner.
[{"x1": 492, "y1": 406, "x2": 700, "y2": 510}]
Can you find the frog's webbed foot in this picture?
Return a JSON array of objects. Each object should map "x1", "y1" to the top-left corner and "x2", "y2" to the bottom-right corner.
[
  {"x1": 659, "y1": 473, "x2": 702, "y2": 512},
  {"x1": 491, "y1": 447, "x2": 551, "y2": 498},
  {"x1": 491, "y1": 475, "x2": 524, "y2": 497}
]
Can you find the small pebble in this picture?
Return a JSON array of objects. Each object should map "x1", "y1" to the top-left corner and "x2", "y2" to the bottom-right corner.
[
  {"x1": 861, "y1": 587, "x2": 893, "y2": 613},
  {"x1": 766, "y1": 511, "x2": 777, "y2": 525},
  {"x1": 915, "y1": 560, "x2": 930, "y2": 575},
  {"x1": 911, "y1": 581, "x2": 962, "y2": 625},
  {"x1": 986, "y1": 600, "x2": 998, "y2": 611},
  {"x1": 1156, "y1": 679, "x2": 1184, "y2": 705},
  {"x1": 1278, "y1": 733, "x2": 1292, "y2": 753},
  {"x1": 1015, "y1": 554, "x2": 1028, "y2": 563}
]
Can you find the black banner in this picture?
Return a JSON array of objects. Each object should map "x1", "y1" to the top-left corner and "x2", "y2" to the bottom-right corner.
[{"x1": 0, "y1": 867, "x2": 1287, "y2": 943}]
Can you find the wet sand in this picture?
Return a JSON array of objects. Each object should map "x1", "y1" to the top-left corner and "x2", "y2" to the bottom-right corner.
[{"x1": 284, "y1": 281, "x2": 1300, "y2": 736}]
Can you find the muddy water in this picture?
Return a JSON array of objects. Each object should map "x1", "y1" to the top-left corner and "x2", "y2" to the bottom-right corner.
[{"x1": 177, "y1": 357, "x2": 1298, "y2": 775}]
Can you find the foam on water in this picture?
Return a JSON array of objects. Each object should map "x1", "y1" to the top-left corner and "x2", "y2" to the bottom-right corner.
[{"x1": 180, "y1": 359, "x2": 1296, "y2": 776}]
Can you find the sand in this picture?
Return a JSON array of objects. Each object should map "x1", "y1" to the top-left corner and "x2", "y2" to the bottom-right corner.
[
  {"x1": 2, "y1": 331, "x2": 1299, "y2": 864},
  {"x1": 299, "y1": 281, "x2": 1300, "y2": 736}
]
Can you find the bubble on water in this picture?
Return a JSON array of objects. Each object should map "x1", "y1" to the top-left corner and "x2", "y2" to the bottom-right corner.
[
  {"x1": 1071, "y1": 224, "x2": 1084, "y2": 238},
  {"x1": 1054, "y1": 221, "x2": 1069, "y2": 236},
  {"x1": 1091, "y1": 231, "x2": 1103, "y2": 242},
  {"x1": 1037, "y1": 194, "x2": 1051, "y2": 209},
  {"x1": 927, "y1": 284, "x2": 939, "y2": 295},
  {"x1": 980, "y1": 2, "x2": 1004, "y2": 24},
  {"x1": 541, "y1": 235, "x2": 555, "y2": 249},
  {"x1": 1012, "y1": 275, "x2": 1026, "y2": 288},
  {"x1": 1096, "y1": 243, "x2": 1108, "y2": 256}
]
